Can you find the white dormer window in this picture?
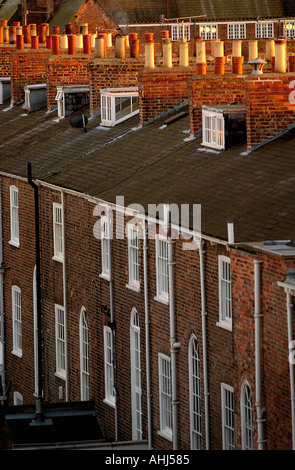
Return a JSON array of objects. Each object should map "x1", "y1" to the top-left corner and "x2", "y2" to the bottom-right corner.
[
  {"x1": 100, "y1": 88, "x2": 139, "y2": 127},
  {"x1": 285, "y1": 21, "x2": 295, "y2": 38},
  {"x1": 55, "y1": 85, "x2": 90, "y2": 118},
  {"x1": 202, "y1": 108, "x2": 225, "y2": 150},
  {"x1": 255, "y1": 22, "x2": 274, "y2": 38},
  {"x1": 228, "y1": 23, "x2": 246, "y2": 39},
  {"x1": 171, "y1": 23, "x2": 190, "y2": 41},
  {"x1": 199, "y1": 24, "x2": 218, "y2": 40}
]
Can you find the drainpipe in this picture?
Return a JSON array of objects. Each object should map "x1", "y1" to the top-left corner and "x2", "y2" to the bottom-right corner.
[
  {"x1": 143, "y1": 218, "x2": 152, "y2": 449},
  {"x1": 254, "y1": 259, "x2": 265, "y2": 450},
  {"x1": 166, "y1": 207, "x2": 179, "y2": 450},
  {"x1": 61, "y1": 190, "x2": 69, "y2": 402},
  {"x1": 0, "y1": 179, "x2": 7, "y2": 404},
  {"x1": 108, "y1": 207, "x2": 118, "y2": 441},
  {"x1": 27, "y1": 163, "x2": 43, "y2": 420},
  {"x1": 286, "y1": 289, "x2": 295, "y2": 449},
  {"x1": 199, "y1": 239, "x2": 210, "y2": 449}
]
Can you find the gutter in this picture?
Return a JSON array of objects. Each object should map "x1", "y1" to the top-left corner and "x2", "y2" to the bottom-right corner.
[{"x1": 27, "y1": 163, "x2": 43, "y2": 421}]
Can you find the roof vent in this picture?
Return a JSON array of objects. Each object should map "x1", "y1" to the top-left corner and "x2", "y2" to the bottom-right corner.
[{"x1": 248, "y1": 58, "x2": 267, "y2": 75}]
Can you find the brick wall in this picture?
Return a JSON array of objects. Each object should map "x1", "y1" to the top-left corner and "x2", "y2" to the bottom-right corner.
[
  {"x1": 88, "y1": 58, "x2": 144, "y2": 115},
  {"x1": 66, "y1": 0, "x2": 117, "y2": 34},
  {"x1": 138, "y1": 66, "x2": 198, "y2": 125},
  {"x1": 0, "y1": 46, "x2": 13, "y2": 78},
  {"x1": 46, "y1": 54, "x2": 92, "y2": 110},
  {"x1": 189, "y1": 74, "x2": 248, "y2": 134},
  {"x1": 246, "y1": 73, "x2": 295, "y2": 148},
  {"x1": 1, "y1": 176, "x2": 36, "y2": 405},
  {"x1": 10, "y1": 48, "x2": 51, "y2": 103}
]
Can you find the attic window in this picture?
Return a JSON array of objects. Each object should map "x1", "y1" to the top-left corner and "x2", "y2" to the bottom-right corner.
[
  {"x1": 171, "y1": 23, "x2": 190, "y2": 41},
  {"x1": 202, "y1": 109, "x2": 225, "y2": 150},
  {"x1": 285, "y1": 22, "x2": 295, "y2": 38},
  {"x1": 228, "y1": 23, "x2": 246, "y2": 40},
  {"x1": 55, "y1": 85, "x2": 90, "y2": 118},
  {"x1": 100, "y1": 87, "x2": 139, "y2": 127},
  {"x1": 255, "y1": 22, "x2": 274, "y2": 38},
  {"x1": 199, "y1": 24, "x2": 218, "y2": 40}
]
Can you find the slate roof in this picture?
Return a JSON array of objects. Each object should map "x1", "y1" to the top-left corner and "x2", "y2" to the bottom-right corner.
[
  {"x1": 1, "y1": 100, "x2": 295, "y2": 244},
  {"x1": 97, "y1": 0, "x2": 295, "y2": 24}
]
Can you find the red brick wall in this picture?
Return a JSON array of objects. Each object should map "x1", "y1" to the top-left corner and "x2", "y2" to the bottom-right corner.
[
  {"x1": 1, "y1": 176, "x2": 36, "y2": 405},
  {"x1": 138, "y1": 66, "x2": 198, "y2": 125},
  {"x1": 246, "y1": 74, "x2": 295, "y2": 148},
  {"x1": 88, "y1": 58, "x2": 144, "y2": 115},
  {"x1": 67, "y1": 0, "x2": 117, "y2": 34},
  {"x1": 0, "y1": 46, "x2": 13, "y2": 78},
  {"x1": 46, "y1": 54, "x2": 92, "y2": 110},
  {"x1": 189, "y1": 74, "x2": 248, "y2": 134},
  {"x1": 10, "y1": 48, "x2": 51, "y2": 103}
]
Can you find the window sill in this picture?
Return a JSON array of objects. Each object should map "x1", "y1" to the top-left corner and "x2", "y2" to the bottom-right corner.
[
  {"x1": 157, "y1": 429, "x2": 173, "y2": 442},
  {"x1": 126, "y1": 283, "x2": 141, "y2": 293},
  {"x1": 99, "y1": 272, "x2": 110, "y2": 282},
  {"x1": 12, "y1": 350, "x2": 22, "y2": 358},
  {"x1": 52, "y1": 255, "x2": 63, "y2": 263},
  {"x1": 216, "y1": 321, "x2": 232, "y2": 332},
  {"x1": 55, "y1": 371, "x2": 66, "y2": 381},
  {"x1": 9, "y1": 240, "x2": 20, "y2": 248},
  {"x1": 103, "y1": 398, "x2": 115, "y2": 409},
  {"x1": 154, "y1": 295, "x2": 169, "y2": 306}
]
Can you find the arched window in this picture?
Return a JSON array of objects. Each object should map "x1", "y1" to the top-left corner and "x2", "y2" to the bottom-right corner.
[
  {"x1": 80, "y1": 308, "x2": 89, "y2": 401},
  {"x1": 241, "y1": 381, "x2": 254, "y2": 450},
  {"x1": 130, "y1": 308, "x2": 142, "y2": 440},
  {"x1": 189, "y1": 335, "x2": 202, "y2": 449}
]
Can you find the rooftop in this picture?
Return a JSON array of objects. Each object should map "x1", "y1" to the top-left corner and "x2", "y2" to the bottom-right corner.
[{"x1": 0, "y1": 96, "x2": 295, "y2": 244}]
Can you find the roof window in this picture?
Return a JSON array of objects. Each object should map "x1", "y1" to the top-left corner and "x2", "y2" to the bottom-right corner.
[{"x1": 55, "y1": 85, "x2": 90, "y2": 119}]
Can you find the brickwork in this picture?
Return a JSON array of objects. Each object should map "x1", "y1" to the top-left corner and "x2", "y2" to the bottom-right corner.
[
  {"x1": 1, "y1": 176, "x2": 36, "y2": 405},
  {"x1": 46, "y1": 54, "x2": 92, "y2": 110},
  {"x1": 88, "y1": 58, "x2": 144, "y2": 115},
  {"x1": 10, "y1": 48, "x2": 51, "y2": 103},
  {"x1": 0, "y1": 45, "x2": 13, "y2": 78},
  {"x1": 66, "y1": 0, "x2": 117, "y2": 34},
  {"x1": 246, "y1": 74, "x2": 295, "y2": 148}
]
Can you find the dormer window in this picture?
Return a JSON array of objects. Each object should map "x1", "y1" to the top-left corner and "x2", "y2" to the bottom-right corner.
[
  {"x1": 55, "y1": 85, "x2": 90, "y2": 118},
  {"x1": 100, "y1": 87, "x2": 139, "y2": 127},
  {"x1": 202, "y1": 105, "x2": 246, "y2": 151},
  {"x1": 171, "y1": 23, "x2": 190, "y2": 41},
  {"x1": 285, "y1": 22, "x2": 295, "y2": 38},
  {"x1": 255, "y1": 22, "x2": 274, "y2": 38},
  {"x1": 202, "y1": 108, "x2": 225, "y2": 150},
  {"x1": 199, "y1": 24, "x2": 218, "y2": 40}
]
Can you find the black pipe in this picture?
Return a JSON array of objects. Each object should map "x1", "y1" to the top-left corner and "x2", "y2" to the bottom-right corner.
[{"x1": 27, "y1": 162, "x2": 43, "y2": 421}]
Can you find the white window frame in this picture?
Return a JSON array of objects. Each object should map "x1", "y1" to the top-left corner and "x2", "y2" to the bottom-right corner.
[
  {"x1": 101, "y1": 215, "x2": 110, "y2": 280},
  {"x1": 155, "y1": 235, "x2": 169, "y2": 304},
  {"x1": 189, "y1": 335, "x2": 202, "y2": 450},
  {"x1": 158, "y1": 353, "x2": 172, "y2": 441},
  {"x1": 218, "y1": 255, "x2": 232, "y2": 330},
  {"x1": 241, "y1": 381, "x2": 254, "y2": 450},
  {"x1": 227, "y1": 23, "x2": 246, "y2": 39},
  {"x1": 130, "y1": 308, "x2": 142, "y2": 440},
  {"x1": 100, "y1": 87, "x2": 139, "y2": 127},
  {"x1": 285, "y1": 21, "x2": 295, "y2": 38},
  {"x1": 55, "y1": 85, "x2": 89, "y2": 119},
  {"x1": 199, "y1": 24, "x2": 218, "y2": 40},
  {"x1": 221, "y1": 383, "x2": 235, "y2": 450},
  {"x1": 10, "y1": 185, "x2": 19, "y2": 247},
  {"x1": 255, "y1": 21, "x2": 274, "y2": 38},
  {"x1": 104, "y1": 325, "x2": 115, "y2": 407},
  {"x1": 12, "y1": 286, "x2": 22, "y2": 357},
  {"x1": 127, "y1": 224, "x2": 140, "y2": 290},
  {"x1": 53, "y1": 202, "x2": 63, "y2": 262},
  {"x1": 80, "y1": 307, "x2": 90, "y2": 401},
  {"x1": 171, "y1": 23, "x2": 190, "y2": 41},
  {"x1": 55, "y1": 304, "x2": 66, "y2": 380},
  {"x1": 202, "y1": 108, "x2": 225, "y2": 150}
]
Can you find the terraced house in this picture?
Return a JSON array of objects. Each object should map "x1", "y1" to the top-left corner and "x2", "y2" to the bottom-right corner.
[{"x1": 0, "y1": 0, "x2": 295, "y2": 452}]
